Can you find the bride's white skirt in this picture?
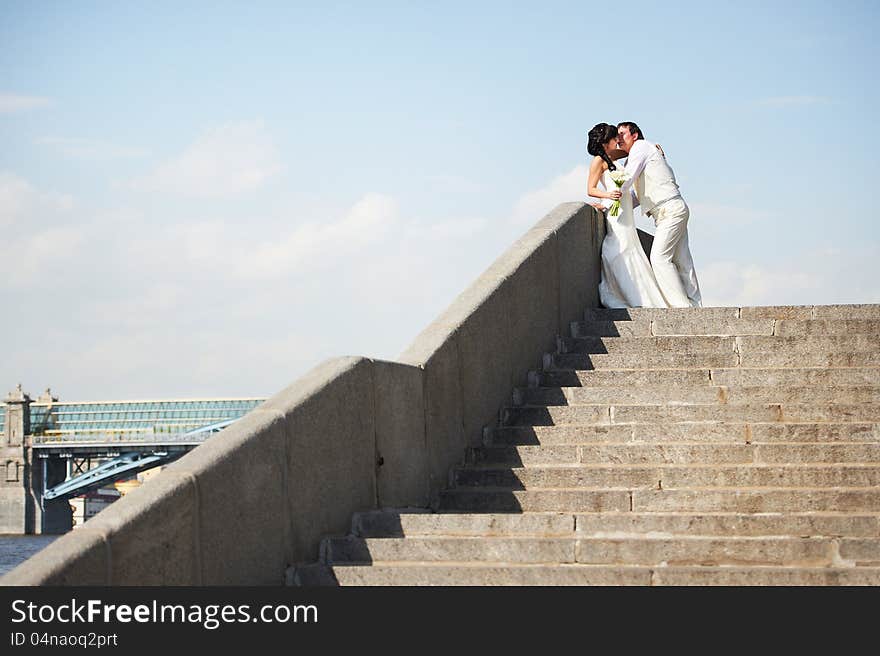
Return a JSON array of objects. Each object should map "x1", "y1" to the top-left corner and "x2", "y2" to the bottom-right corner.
[{"x1": 598, "y1": 208, "x2": 669, "y2": 309}]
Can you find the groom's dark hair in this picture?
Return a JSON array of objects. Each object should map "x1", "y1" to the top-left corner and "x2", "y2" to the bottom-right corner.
[{"x1": 617, "y1": 121, "x2": 644, "y2": 140}]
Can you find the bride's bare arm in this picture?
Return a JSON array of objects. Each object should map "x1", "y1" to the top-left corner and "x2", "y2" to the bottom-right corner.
[{"x1": 588, "y1": 157, "x2": 619, "y2": 200}]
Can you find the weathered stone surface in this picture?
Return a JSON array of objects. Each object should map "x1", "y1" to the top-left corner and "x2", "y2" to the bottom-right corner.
[
  {"x1": 263, "y1": 357, "x2": 377, "y2": 566},
  {"x1": 775, "y1": 319, "x2": 880, "y2": 336},
  {"x1": 812, "y1": 304, "x2": 880, "y2": 319},
  {"x1": 753, "y1": 444, "x2": 880, "y2": 464},
  {"x1": 578, "y1": 445, "x2": 755, "y2": 465},
  {"x1": 454, "y1": 465, "x2": 880, "y2": 490},
  {"x1": 86, "y1": 471, "x2": 199, "y2": 585},
  {"x1": 555, "y1": 204, "x2": 603, "y2": 331},
  {"x1": 572, "y1": 320, "x2": 653, "y2": 338},
  {"x1": 167, "y1": 408, "x2": 290, "y2": 585},
  {"x1": 632, "y1": 488, "x2": 880, "y2": 513},
  {"x1": 585, "y1": 307, "x2": 739, "y2": 322},
  {"x1": 503, "y1": 405, "x2": 609, "y2": 426},
  {"x1": 371, "y1": 359, "x2": 429, "y2": 507},
  {"x1": 740, "y1": 351, "x2": 880, "y2": 368},
  {"x1": 652, "y1": 567, "x2": 880, "y2": 586},
  {"x1": 0, "y1": 528, "x2": 108, "y2": 585},
  {"x1": 560, "y1": 335, "x2": 736, "y2": 354},
  {"x1": 574, "y1": 512, "x2": 880, "y2": 538},
  {"x1": 747, "y1": 422, "x2": 879, "y2": 443},
  {"x1": 652, "y1": 318, "x2": 775, "y2": 336},
  {"x1": 439, "y1": 489, "x2": 631, "y2": 512},
  {"x1": 739, "y1": 334, "x2": 880, "y2": 353},
  {"x1": 352, "y1": 511, "x2": 575, "y2": 537},
  {"x1": 710, "y1": 367, "x2": 880, "y2": 386},
  {"x1": 325, "y1": 536, "x2": 578, "y2": 564},
  {"x1": 490, "y1": 425, "x2": 635, "y2": 446},
  {"x1": 551, "y1": 352, "x2": 740, "y2": 370},
  {"x1": 304, "y1": 564, "x2": 653, "y2": 586},
  {"x1": 611, "y1": 404, "x2": 783, "y2": 423},
  {"x1": 538, "y1": 368, "x2": 712, "y2": 388},
  {"x1": 740, "y1": 305, "x2": 812, "y2": 320},
  {"x1": 470, "y1": 445, "x2": 580, "y2": 466},
  {"x1": 837, "y1": 538, "x2": 880, "y2": 565},
  {"x1": 576, "y1": 536, "x2": 831, "y2": 566}
]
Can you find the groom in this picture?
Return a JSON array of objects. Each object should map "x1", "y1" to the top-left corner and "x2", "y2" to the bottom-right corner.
[{"x1": 616, "y1": 122, "x2": 702, "y2": 308}]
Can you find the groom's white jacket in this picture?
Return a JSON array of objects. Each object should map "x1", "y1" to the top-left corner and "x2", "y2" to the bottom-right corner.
[{"x1": 620, "y1": 140, "x2": 682, "y2": 216}]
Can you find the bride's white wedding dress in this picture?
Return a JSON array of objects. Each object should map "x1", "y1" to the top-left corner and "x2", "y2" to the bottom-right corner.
[{"x1": 597, "y1": 160, "x2": 669, "y2": 308}]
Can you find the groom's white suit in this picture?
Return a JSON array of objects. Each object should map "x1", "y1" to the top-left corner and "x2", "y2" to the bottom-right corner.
[{"x1": 620, "y1": 139, "x2": 702, "y2": 308}]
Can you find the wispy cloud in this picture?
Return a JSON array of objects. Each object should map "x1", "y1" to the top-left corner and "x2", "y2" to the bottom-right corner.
[
  {"x1": 130, "y1": 120, "x2": 281, "y2": 198},
  {"x1": 754, "y1": 95, "x2": 831, "y2": 108},
  {"x1": 0, "y1": 93, "x2": 52, "y2": 113},
  {"x1": 36, "y1": 137, "x2": 149, "y2": 160},
  {"x1": 511, "y1": 165, "x2": 588, "y2": 226}
]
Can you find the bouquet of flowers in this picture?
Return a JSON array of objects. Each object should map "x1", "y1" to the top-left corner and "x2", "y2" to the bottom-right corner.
[{"x1": 607, "y1": 169, "x2": 628, "y2": 217}]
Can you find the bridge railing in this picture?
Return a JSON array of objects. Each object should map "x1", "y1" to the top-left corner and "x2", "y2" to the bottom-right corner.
[{"x1": 1, "y1": 202, "x2": 605, "y2": 585}]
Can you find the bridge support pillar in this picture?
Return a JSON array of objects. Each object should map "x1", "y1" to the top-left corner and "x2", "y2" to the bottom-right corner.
[
  {"x1": 1, "y1": 385, "x2": 31, "y2": 533},
  {"x1": 27, "y1": 454, "x2": 73, "y2": 534}
]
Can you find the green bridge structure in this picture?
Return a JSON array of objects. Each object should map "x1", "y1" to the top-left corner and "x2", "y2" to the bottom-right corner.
[{"x1": 0, "y1": 391, "x2": 263, "y2": 533}]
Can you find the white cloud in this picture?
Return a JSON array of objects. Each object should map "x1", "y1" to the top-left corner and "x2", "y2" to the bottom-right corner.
[
  {"x1": 36, "y1": 137, "x2": 149, "y2": 160},
  {"x1": 0, "y1": 93, "x2": 51, "y2": 113},
  {"x1": 0, "y1": 172, "x2": 74, "y2": 228},
  {"x1": 130, "y1": 120, "x2": 281, "y2": 198},
  {"x1": 511, "y1": 165, "x2": 588, "y2": 226},
  {"x1": 700, "y1": 252, "x2": 880, "y2": 307}
]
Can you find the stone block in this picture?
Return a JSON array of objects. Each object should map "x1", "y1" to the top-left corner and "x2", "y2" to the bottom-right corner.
[
  {"x1": 575, "y1": 536, "x2": 831, "y2": 566},
  {"x1": 317, "y1": 564, "x2": 652, "y2": 586},
  {"x1": 652, "y1": 567, "x2": 880, "y2": 586},
  {"x1": 775, "y1": 319, "x2": 880, "y2": 336},
  {"x1": 740, "y1": 305, "x2": 812, "y2": 319},
  {"x1": 632, "y1": 488, "x2": 880, "y2": 513},
  {"x1": 0, "y1": 528, "x2": 108, "y2": 585},
  {"x1": 812, "y1": 304, "x2": 880, "y2": 319},
  {"x1": 325, "y1": 536, "x2": 578, "y2": 564},
  {"x1": 167, "y1": 408, "x2": 289, "y2": 585},
  {"x1": 352, "y1": 511, "x2": 575, "y2": 537},
  {"x1": 371, "y1": 359, "x2": 428, "y2": 508},
  {"x1": 86, "y1": 471, "x2": 199, "y2": 585},
  {"x1": 651, "y1": 318, "x2": 775, "y2": 336},
  {"x1": 440, "y1": 489, "x2": 631, "y2": 512},
  {"x1": 264, "y1": 357, "x2": 377, "y2": 565},
  {"x1": 554, "y1": 204, "x2": 602, "y2": 328}
]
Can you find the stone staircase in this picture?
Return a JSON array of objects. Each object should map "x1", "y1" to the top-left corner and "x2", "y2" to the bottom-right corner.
[{"x1": 293, "y1": 305, "x2": 880, "y2": 585}]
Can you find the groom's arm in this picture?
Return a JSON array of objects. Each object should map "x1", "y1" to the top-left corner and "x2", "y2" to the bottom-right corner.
[{"x1": 619, "y1": 140, "x2": 652, "y2": 194}]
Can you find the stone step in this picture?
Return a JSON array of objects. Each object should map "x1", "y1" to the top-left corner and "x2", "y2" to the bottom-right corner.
[
  {"x1": 774, "y1": 319, "x2": 880, "y2": 336},
  {"x1": 453, "y1": 465, "x2": 880, "y2": 489},
  {"x1": 573, "y1": 319, "x2": 772, "y2": 337},
  {"x1": 559, "y1": 334, "x2": 880, "y2": 355},
  {"x1": 349, "y1": 510, "x2": 880, "y2": 538},
  {"x1": 502, "y1": 403, "x2": 880, "y2": 426},
  {"x1": 470, "y1": 443, "x2": 880, "y2": 466},
  {"x1": 559, "y1": 335, "x2": 737, "y2": 354},
  {"x1": 439, "y1": 488, "x2": 880, "y2": 513},
  {"x1": 321, "y1": 535, "x2": 879, "y2": 567},
  {"x1": 740, "y1": 335, "x2": 880, "y2": 352},
  {"x1": 583, "y1": 304, "x2": 880, "y2": 322},
  {"x1": 574, "y1": 512, "x2": 880, "y2": 538},
  {"x1": 291, "y1": 563, "x2": 654, "y2": 586},
  {"x1": 291, "y1": 563, "x2": 880, "y2": 586},
  {"x1": 489, "y1": 423, "x2": 879, "y2": 446},
  {"x1": 351, "y1": 510, "x2": 576, "y2": 538},
  {"x1": 537, "y1": 367, "x2": 880, "y2": 388},
  {"x1": 516, "y1": 385, "x2": 880, "y2": 407},
  {"x1": 573, "y1": 318, "x2": 880, "y2": 338},
  {"x1": 650, "y1": 566, "x2": 880, "y2": 586},
  {"x1": 549, "y1": 351, "x2": 880, "y2": 371},
  {"x1": 709, "y1": 367, "x2": 880, "y2": 387}
]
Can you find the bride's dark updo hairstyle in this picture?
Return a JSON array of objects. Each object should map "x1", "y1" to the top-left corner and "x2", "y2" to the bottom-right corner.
[{"x1": 587, "y1": 123, "x2": 620, "y2": 171}]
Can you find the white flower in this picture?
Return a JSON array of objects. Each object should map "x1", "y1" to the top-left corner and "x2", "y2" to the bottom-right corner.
[{"x1": 609, "y1": 170, "x2": 628, "y2": 184}]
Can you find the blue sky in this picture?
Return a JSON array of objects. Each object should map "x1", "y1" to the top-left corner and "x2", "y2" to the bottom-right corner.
[{"x1": 2, "y1": 1, "x2": 878, "y2": 400}]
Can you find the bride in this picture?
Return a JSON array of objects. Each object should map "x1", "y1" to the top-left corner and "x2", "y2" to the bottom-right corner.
[{"x1": 587, "y1": 122, "x2": 669, "y2": 309}]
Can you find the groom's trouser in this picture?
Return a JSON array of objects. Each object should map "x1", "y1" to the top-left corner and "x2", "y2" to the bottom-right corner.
[{"x1": 649, "y1": 198, "x2": 702, "y2": 308}]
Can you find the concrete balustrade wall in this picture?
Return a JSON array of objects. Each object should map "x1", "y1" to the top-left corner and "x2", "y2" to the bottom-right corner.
[{"x1": 1, "y1": 202, "x2": 605, "y2": 586}]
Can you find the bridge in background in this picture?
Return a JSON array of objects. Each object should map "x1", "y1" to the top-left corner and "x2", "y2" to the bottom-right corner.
[{"x1": 0, "y1": 389, "x2": 264, "y2": 534}]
